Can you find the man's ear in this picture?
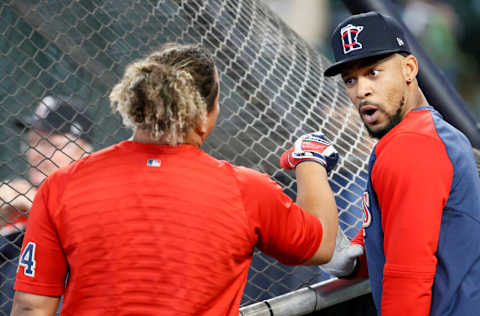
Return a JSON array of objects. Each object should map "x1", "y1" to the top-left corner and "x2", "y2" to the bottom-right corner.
[
  {"x1": 195, "y1": 117, "x2": 208, "y2": 140},
  {"x1": 403, "y1": 54, "x2": 418, "y2": 83}
]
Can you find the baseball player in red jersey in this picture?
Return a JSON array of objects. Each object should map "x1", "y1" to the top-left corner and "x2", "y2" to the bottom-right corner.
[
  {"x1": 321, "y1": 12, "x2": 480, "y2": 316},
  {"x1": 11, "y1": 43, "x2": 340, "y2": 315}
]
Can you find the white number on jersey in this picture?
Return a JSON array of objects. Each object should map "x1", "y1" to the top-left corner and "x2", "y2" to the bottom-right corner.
[{"x1": 19, "y1": 242, "x2": 37, "y2": 277}]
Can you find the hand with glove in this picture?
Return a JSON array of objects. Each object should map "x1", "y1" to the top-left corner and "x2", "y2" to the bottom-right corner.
[
  {"x1": 280, "y1": 133, "x2": 339, "y2": 174},
  {"x1": 279, "y1": 132, "x2": 340, "y2": 265},
  {"x1": 319, "y1": 228, "x2": 364, "y2": 278}
]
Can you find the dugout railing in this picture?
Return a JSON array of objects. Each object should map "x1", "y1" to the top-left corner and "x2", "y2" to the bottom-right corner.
[{"x1": 239, "y1": 278, "x2": 371, "y2": 316}]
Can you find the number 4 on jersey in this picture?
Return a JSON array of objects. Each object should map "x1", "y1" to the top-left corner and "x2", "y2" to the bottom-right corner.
[{"x1": 18, "y1": 242, "x2": 37, "y2": 277}]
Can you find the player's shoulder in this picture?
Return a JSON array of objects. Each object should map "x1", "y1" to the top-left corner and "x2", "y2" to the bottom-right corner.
[
  {"x1": 228, "y1": 165, "x2": 283, "y2": 200},
  {"x1": 46, "y1": 143, "x2": 118, "y2": 184},
  {"x1": 372, "y1": 112, "x2": 456, "y2": 176},
  {"x1": 78, "y1": 142, "x2": 122, "y2": 164},
  {"x1": 231, "y1": 164, "x2": 274, "y2": 185},
  {"x1": 379, "y1": 129, "x2": 443, "y2": 151},
  {"x1": 376, "y1": 132, "x2": 446, "y2": 169},
  {"x1": 377, "y1": 108, "x2": 445, "y2": 155},
  {"x1": 69, "y1": 142, "x2": 123, "y2": 169}
]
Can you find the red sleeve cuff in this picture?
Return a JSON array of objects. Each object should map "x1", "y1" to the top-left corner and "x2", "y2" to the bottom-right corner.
[{"x1": 14, "y1": 280, "x2": 65, "y2": 297}]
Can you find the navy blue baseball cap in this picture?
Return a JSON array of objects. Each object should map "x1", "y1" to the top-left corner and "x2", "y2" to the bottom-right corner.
[
  {"x1": 324, "y1": 11, "x2": 411, "y2": 77},
  {"x1": 15, "y1": 95, "x2": 94, "y2": 143}
]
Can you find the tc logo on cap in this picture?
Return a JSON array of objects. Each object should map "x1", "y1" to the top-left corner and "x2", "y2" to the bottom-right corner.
[{"x1": 341, "y1": 24, "x2": 364, "y2": 54}]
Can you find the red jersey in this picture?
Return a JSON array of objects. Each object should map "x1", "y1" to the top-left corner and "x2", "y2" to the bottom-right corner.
[
  {"x1": 354, "y1": 107, "x2": 480, "y2": 316},
  {"x1": 15, "y1": 141, "x2": 323, "y2": 315}
]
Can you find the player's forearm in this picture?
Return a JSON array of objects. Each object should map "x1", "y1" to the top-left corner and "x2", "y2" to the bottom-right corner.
[
  {"x1": 295, "y1": 161, "x2": 338, "y2": 263},
  {"x1": 11, "y1": 305, "x2": 50, "y2": 316},
  {"x1": 11, "y1": 291, "x2": 59, "y2": 316}
]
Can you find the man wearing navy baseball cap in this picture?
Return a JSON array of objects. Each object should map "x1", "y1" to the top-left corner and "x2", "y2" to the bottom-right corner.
[
  {"x1": 320, "y1": 11, "x2": 480, "y2": 316},
  {"x1": 15, "y1": 95, "x2": 94, "y2": 144},
  {"x1": 324, "y1": 11, "x2": 411, "y2": 77},
  {"x1": 0, "y1": 95, "x2": 94, "y2": 314},
  {"x1": 14, "y1": 95, "x2": 94, "y2": 187}
]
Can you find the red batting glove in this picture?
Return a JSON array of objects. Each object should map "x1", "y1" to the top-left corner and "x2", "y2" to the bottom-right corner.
[{"x1": 280, "y1": 133, "x2": 339, "y2": 174}]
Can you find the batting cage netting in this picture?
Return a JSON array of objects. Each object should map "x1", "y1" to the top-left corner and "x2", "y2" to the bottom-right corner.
[{"x1": 1, "y1": 1, "x2": 478, "y2": 315}]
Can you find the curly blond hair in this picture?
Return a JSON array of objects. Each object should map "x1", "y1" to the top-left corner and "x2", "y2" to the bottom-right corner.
[{"x1": 109, "y1": 43, "x2": 218, "y2": 145}]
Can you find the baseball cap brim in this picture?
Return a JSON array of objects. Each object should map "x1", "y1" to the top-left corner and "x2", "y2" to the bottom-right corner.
[
  {"x1": 14, "y1": 115, "x2": 50, "y2": 133},
  {"x1": 13, "y1": 102, "x2": 94, "y2": 143},
  {"x1": 14, "y1": 117, "x2": 30, "y2": 130},
  {"x1": 324, "y1": 48, "x2": 410, "y2": 77}
]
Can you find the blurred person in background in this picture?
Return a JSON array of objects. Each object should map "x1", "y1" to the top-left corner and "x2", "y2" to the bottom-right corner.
[
  {"x1": 402, "y1": 0, "x2": 461, "y2": 85},
  {"x1": 264, "y1": 0, "x2": 330, "y2": 52},
  {"x1": 0, "y1": 95, "x2": 92, "y2": 315},
  {"x1": 400, "y1": 0, "x2": 480, "y2": 120},
  {"x1": 11, "y1": 43, "x2": 340, "y2": 316}
]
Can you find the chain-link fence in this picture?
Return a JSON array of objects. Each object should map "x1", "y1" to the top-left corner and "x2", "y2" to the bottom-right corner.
[{"x1": 0, "y1": 0, "x2": 378, "y2": 314}]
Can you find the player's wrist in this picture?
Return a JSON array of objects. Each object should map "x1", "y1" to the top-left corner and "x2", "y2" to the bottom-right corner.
[{"x1": 295, "y1": 160, "x2": 328, "y2": 174}]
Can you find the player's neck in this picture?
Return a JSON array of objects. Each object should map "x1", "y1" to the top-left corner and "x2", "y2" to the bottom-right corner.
[
  {"x1": 183, "y1": 128, "x2": 203, "y2": 147},
  {"x1": 132, "y1": 129, "x2": 202, "y2": 147},
  {"x1": 409, "y1": 82, "x2": 429, "y2": 110}
]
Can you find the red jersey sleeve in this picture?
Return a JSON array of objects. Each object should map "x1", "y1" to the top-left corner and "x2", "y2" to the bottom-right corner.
[
  {"x1": 234, "y1": 166, "x2": 323, "y2": 265},
  {"x1": 351, "y1": 228, "x2": 368, "y2": 278},
  {"x1": 372, "y1": 133, "x2": 452, "y2": 316},
  {"x1": 14, "y1": 173, "x2": 68, "y2": 296}
]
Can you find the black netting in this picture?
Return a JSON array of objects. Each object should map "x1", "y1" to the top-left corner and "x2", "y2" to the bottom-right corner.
[{"x1": 0, "y1": 1, "x2": 379, "y2": 313}]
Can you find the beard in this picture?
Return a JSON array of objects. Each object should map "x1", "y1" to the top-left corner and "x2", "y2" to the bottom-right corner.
[{"x1": 363, "y1": 97, "x2": 405, "y2": 139}]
